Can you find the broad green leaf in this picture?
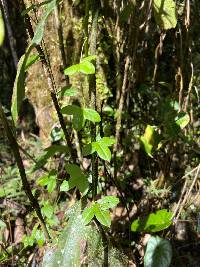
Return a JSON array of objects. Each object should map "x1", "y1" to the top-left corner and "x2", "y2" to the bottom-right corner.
[
  {"x1": 97, "y1": 196, "x2": 119, "y2": 210},
  {"x1": 43, "y1": 202, "x2": 87, "y2": 267},
  {"x1": 66, "y1": 164, "x2": 89, "y2": 193},
  {"x1": 131, "y1": 209, "x2": 172, "y2": 233},
  {"x1": 37, "y1": 175, "x2": 50, "y2": 186},
  {"x1": 0, "y1": 10, "x2": 5, "y2": 46},
  {"x1": 93, "y1": 141, "x2": 111, "y2": 161},
  {"x1": 82, "y1": 205, "x2": 95, "y2": 225},
  {"x1": 82, "y1": 137, "x2": 115, "y2": 161},
  {"x1": 60, "y1": 180, "x2": 69, "y2": 192},
  {"x1": 31, "y1": 0, "x2": 58, "y2": 45},
  {"x1": 175, "y1": 112, "x2": 190, "y2": 129},
  {"x1": 144, "y1": 236, "x2": 172, "y2": 267},
  {"x1": 25, "y1": 54, "x2": 40, "y2": 70},
  {"x1": 153, "y1": 0, "x2": 177, "y2": 30},
  {"x1": 99, "y1": 137, "x2": 115, "y2": 147},
  {"x1": 94, "y1": 204, "x2": 111, "y2": 227},
  {"x1": 42, "y1": 203, "x2": 54, "y2": 219},
  {"x1": 81, "y1": 55, "x2": 97, "y2": 62},
  {"x1": 79, "y1": 61, "x2": 95, "y2": 74},
  {"x1": 59, "y1": 87, "x2": 79, "y2": 97},
  {"x1": 64, "y1": 64, "x2": 80, "y2": 75},
  {"x1": 11, "y1": 46, "x2": 33, "y2": 124},
  {"x1": 83, "y1": 108, "x2": 101, "y2": 123}
]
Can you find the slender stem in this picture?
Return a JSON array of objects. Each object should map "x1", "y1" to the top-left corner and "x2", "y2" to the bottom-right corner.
[
  {"x1": 21, "y1": 1, "x2": 76, "y2": 163},
  {"x1": 84, "y1": 0, "x2": 90, "y2": 57},
  {"x1": 88, "y1": 1, "x2": 99, "y2": 200},
  {"x1": 0, "y1": 102, "x2": 50, "y2": 241}
]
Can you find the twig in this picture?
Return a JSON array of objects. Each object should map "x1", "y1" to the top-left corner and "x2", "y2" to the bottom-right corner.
[{"x1": 0, "y1": 102, "x2": 50, "y2": 241}]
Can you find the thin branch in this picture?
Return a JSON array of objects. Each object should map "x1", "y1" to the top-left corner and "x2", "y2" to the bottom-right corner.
[{"x1": 0, "y1": 102, "x2": 50, "y2": 241}]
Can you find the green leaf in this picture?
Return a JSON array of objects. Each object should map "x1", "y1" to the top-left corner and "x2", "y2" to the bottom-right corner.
[
  {"x1": 153, "y1": 0, "x2": 177, "y2": 30},
  {"x1": 31, "y1": 0, "x2": 58, "y2": 45},
  {"x1": 139, "y1": 125, "x2": 161, "y2": 157},
  {"x1": 131, "y1": 209, "x2": 172, "y2": 233},
  {"x1": 97, "y1": 196, "x2": 119, "y2": 210},
  {"x1": 0, "y1": 10, "x2": 5, "y2": 46},
  {"x1": 144, "y1": 236, "x2": 172, "y2": 267},
  {"x1": 37, "y1": 171, "x2": 57, "y2": 193},
  {"x1": 81, "y1": 55, "x2": 97, "y2": 62},
  {"x1": 42, "y1": 203, "x2": 54, "y2": 219},
  {"x1": 94, "y1": 204, "x2": 111, "y2": 227},
  {"x1": 93, "y1": 141, "x2": 111, "y2": 161},
  {"x1": 59, "y1": 87, "x2": 79, "y2": 97},
  {"x1": 83, "y1": 108, "x2": 101, "y2": 123},
  {"x1": 47, "y1": 177, "x2": 57, "y2": 193},
  {"x1": 66, "y1": 164, "x2": 89, "y2": 193},
  {"x1": 82, "y1": 137, "x2": 115, "y2": 161},
  {"x1": 175, "y1": 112, "x2": 190, "y2": 129},
  {"x1": 79, "y1": 61, "x2": 95, "y2": 74},
  {"x1": 25, "y1": 54, "x2": 40, "y2": 70},
  {"x1": 60, "y1": 180, "x2": 69, "y2": 192},
  {"x1": 100, "y1": 137, "x2": 115, "y2": 147},
  {"x1": 82, "y1": 205, "x2": 95, "y2": 225},
  {"x1": 11, "y1": 46, "x2": 33, "y2": 124},
  {"x1": 64, "y1": 64, "x2": 80, "y2": 75}
]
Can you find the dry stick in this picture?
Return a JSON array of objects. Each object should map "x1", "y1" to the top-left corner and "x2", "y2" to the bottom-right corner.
[
  {"x1": 176, "y1": 164, "x2": 200, "y2": 221},
  {"x1": 0, "y1": 102, "x2": 50, "y2": 241},
  {"x1": 173, "y1": 164, "x2": 200, "y2": 220},
  {"x1": 21, "y1": 4, "x2": 76, "y2": 163}
]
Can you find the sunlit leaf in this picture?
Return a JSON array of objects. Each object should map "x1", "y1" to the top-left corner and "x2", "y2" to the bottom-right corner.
[
  {"x1": 175, "y1": 112, "x2": 190, "y2": 129},
  {"x1": 144, "y1": 236, "x2": 172, "y2": 267},
  {"x1": 131, "y1": 209, "x2": 172, "y2": 233},
  {"x1": 0, "y1": 10, "x2": 5, "y2": 46},
  {"x1": 81, "y1": 55, "x2": 97, "y2": 62},
  {"x1": 60, "y1": 180, "x2": 69, "y2": 192},
  {"x1": 82, "y1": 204, "x2": 95, "y2": 225},
  {"x1": 64, "y1": 64, "x2": 80, "y2": 75},
  {"x1": 79, "y1": 61, "x2": 95, "y2": 74},
  {"x1": 153, "y1": 0, "x2": 177, "y2": 30},
  {"x1": 94, "y1": 204, "x2": 111, "y2": 227},
  {"x1": 83, "y1": 108, "x2": 101, "y2": 123}
]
